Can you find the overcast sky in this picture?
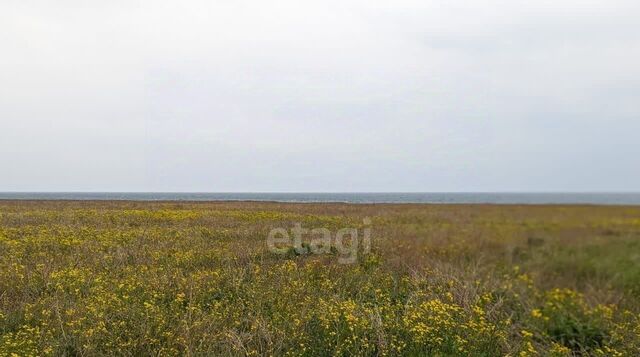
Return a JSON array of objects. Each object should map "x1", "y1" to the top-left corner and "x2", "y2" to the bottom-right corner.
[{"x1": 1, "y1": 0, "x2": 639, "y2": 192}]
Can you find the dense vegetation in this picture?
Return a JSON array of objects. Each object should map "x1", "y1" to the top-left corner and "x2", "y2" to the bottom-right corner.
[{"x1": 1, "y1": 200, "x2": 639, "y2": 356}]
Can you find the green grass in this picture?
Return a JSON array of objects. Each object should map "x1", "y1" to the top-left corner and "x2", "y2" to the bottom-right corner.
[{"x1": 0, "y1": 201, "x2": 639, "y2": 356}]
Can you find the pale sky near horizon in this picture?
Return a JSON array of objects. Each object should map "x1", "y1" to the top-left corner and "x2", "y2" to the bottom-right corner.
[{"x1": 1, "y1": 0, "x2": 639, "y2": 192}]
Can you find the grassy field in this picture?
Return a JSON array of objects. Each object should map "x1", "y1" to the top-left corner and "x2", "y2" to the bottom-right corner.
[{"x1": 1, "y1": 200, "x2": 639, "y2": 356}]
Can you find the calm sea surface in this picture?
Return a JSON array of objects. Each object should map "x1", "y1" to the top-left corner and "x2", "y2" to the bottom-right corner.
[{"x1": 1, "y1": 192, "x2": 639, "y2": 205}]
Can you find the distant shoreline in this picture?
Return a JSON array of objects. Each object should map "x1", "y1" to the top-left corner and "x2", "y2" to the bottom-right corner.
[{"x1": 1, "y1": 192, "x2": 640, "y2": 205}]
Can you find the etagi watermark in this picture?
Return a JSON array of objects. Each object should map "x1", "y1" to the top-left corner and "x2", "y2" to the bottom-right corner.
[{"x1": 267, "y1": 218, "x2": 372, "y2": 264}]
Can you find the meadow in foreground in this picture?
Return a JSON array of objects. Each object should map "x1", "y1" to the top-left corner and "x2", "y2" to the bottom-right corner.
[{"x1": 1, "y1": 200, "x2": 639, "y2": 356}]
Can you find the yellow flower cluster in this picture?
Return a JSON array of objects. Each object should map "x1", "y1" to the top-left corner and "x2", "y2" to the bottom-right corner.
[{"x1": 1, "y1": 202, "x2": 640, "y2": 356}]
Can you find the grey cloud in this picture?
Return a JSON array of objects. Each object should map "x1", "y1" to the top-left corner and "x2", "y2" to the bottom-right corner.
[{"x1": 1, "y1": 0, "x2": 639, "y2": 191}]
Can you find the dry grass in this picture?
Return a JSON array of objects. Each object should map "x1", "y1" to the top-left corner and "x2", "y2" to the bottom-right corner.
[{"x1": 1, "y1": 200, "x2": 639, "y2": 356}]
